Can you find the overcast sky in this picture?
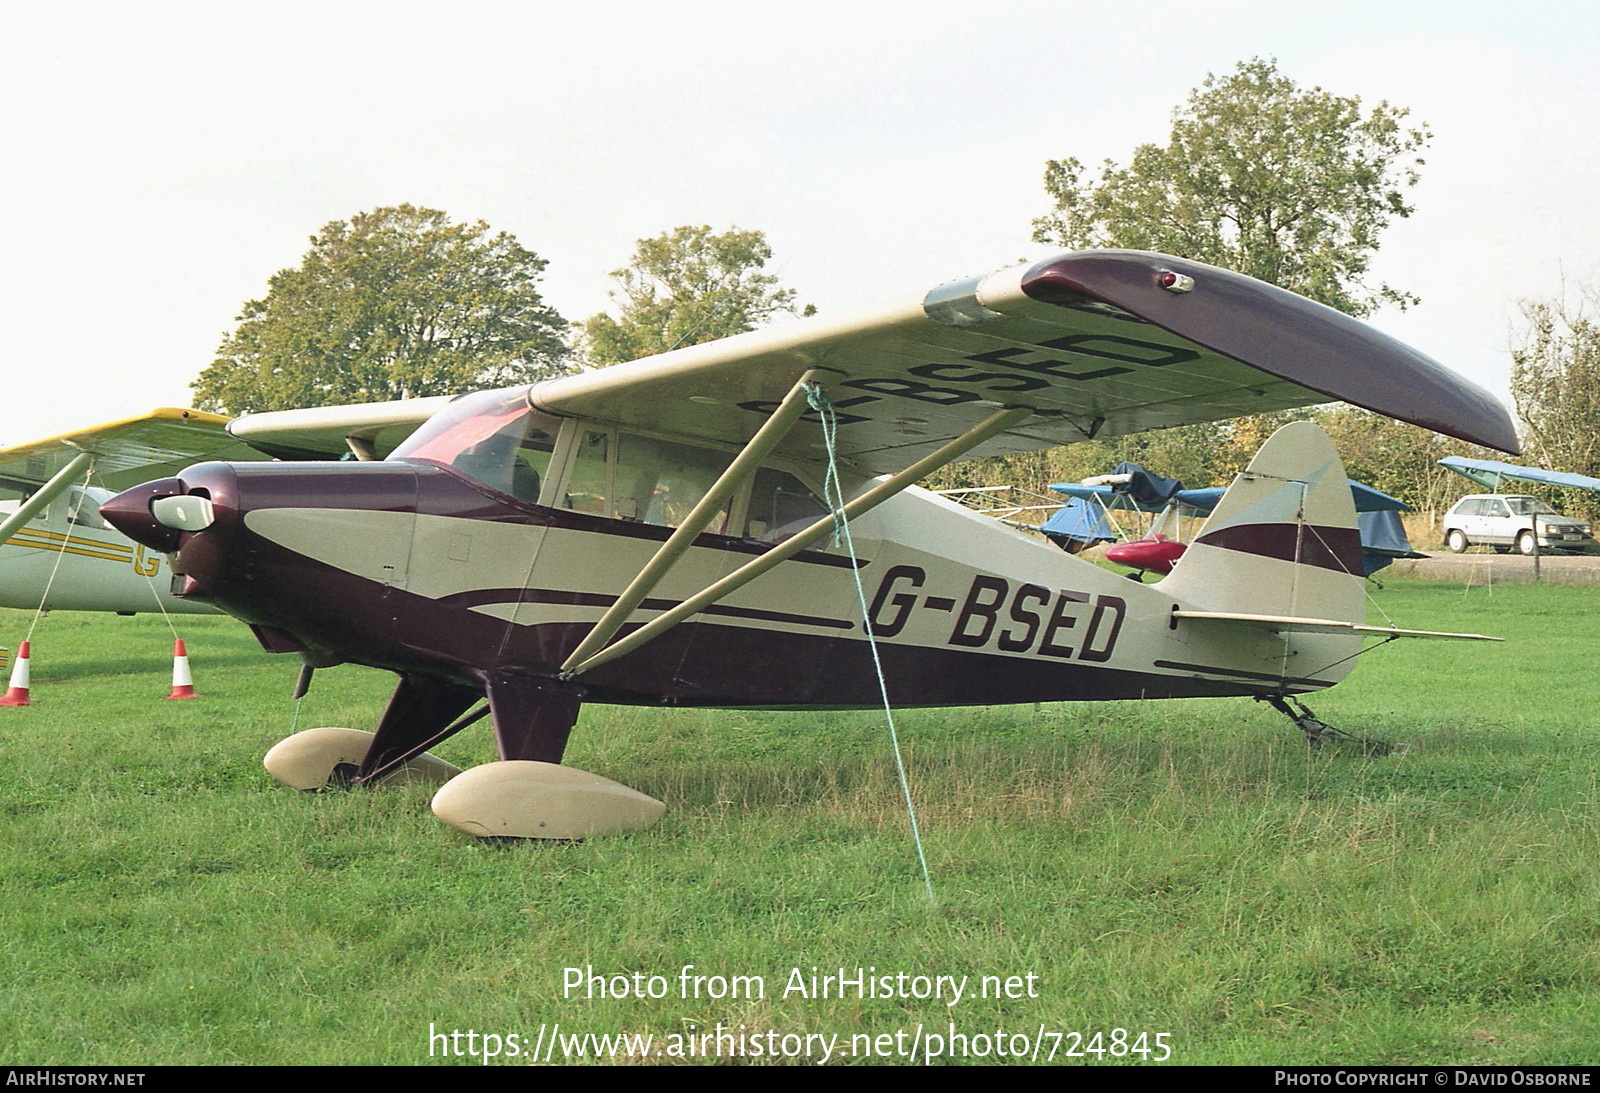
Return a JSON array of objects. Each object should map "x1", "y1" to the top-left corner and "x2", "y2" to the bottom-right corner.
[{"x1": 4, "y1": 0, "x2": 1596, "y2": 447}]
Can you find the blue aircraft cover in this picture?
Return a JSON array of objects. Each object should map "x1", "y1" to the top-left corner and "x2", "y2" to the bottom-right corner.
[
  {"x1": 1439, "y1": 456, "x2": 1600, "y2": 494},
  {"x1": 1107, "y1": 462, "x2": 1183, "y2": 507},
  {"x1": 1357, "y1": 509, "x2": 1426, "y2": 575},
  {"x1": 1039, "y1": 497, "x2": 1116, "y2": 546},
  {"x1": 1172, "y1": 480, "x2": 1410, "y2": 514},
  {"x1": 1047, "y1": 478, "x2": 1410, "y2": 517}
]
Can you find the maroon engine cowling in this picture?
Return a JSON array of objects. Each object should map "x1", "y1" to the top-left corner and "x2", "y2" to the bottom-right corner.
[{"x1": 103, "y1": 460, "x2": 535, "y2": 684}]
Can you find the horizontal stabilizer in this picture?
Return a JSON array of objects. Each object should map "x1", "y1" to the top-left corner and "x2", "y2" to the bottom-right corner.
[{"x1": 1173, "y1": 610, "x2": 1501, "y2": 642}]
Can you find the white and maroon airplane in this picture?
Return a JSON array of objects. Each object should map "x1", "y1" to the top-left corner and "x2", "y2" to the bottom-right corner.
[{"x1": 99, "y1": 250, "x2": 1515, "y2": 840}]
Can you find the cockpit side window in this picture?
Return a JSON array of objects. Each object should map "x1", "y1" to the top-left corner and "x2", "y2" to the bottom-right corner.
[
  {"x1": 547, "y1": 425, "x2": 827, "y2": 540},
  {"x1": 614, "y1": 433, "x2": 730, "y2": 530},
  {"x1": 565, "y1": 430, "x2": 612, "y2": 516},
  {"x1": 745, "y1": 466, "x2": 829, "y2": 542}
]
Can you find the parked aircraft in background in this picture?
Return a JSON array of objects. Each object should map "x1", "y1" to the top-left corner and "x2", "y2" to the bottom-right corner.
[
  {"x1": 0, "y1": 410, "x2": 257, "y2": 614},
  {"x1": 100, "y1": 250, "x2": 1517, "y2": 840},
  {"x1": 1043, "y1": 466, "x2": 1425, "y2": 579},
  {"x1": 0, "y1": 403, "x2": 459, "y2": 615}
]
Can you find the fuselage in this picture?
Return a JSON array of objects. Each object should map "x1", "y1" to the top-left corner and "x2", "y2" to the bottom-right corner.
[{"x1": 103, "y1": 455, "x2": 1359, "y2": 709}]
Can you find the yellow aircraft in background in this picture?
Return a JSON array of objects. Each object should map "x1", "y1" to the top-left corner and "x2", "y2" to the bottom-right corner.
[
  {"x1": 0, "y1": 409, "x2": 255, "y2": 614},
  {"x1": 0, "y1": 401, "x2": 451, "y2": 615}
]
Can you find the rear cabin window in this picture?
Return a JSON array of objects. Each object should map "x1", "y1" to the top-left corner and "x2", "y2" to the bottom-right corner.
[{"x1": 746, "y1": 467, "x2": 829, "y2": 542}]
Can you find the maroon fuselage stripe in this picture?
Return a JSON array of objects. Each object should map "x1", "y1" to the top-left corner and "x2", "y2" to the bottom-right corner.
[{"x1": 1193, "y1": 523, "x2": 1363, "y2": 575}]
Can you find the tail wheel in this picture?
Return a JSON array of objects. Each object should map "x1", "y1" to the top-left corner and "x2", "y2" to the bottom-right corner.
[{"x1": 1446, "y1": 529, "x2": 1469, "y2": 553}]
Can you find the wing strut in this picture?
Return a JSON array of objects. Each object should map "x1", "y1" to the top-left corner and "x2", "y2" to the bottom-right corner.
[
  {"x1": 558, "y1": 368, "x2": 827, "y2": 675},
  {"x1": 561, "y1": 403, "x2": 1032, "y2": 679},
  {"x1": 0, "y1": 451, "x2": 93, "y2": 548}
]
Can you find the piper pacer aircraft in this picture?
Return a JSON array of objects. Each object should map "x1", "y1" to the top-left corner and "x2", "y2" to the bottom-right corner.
[{"x1": 102, "y1": 250, "x2": 1518, "y2": 840}]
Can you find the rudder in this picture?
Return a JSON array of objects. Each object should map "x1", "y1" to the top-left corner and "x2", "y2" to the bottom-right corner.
[{"x1": 1158, "y1": 421, "x2": 1364, "y2": 626}]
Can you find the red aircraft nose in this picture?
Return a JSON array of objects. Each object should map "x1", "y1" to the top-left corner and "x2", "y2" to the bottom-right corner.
[
  {"x1": 1105, "y1": 536, "x2": 1188, "y2": 575},
  {"x1": 101, "y1": 477, "x2": 188, "y2": 553}
]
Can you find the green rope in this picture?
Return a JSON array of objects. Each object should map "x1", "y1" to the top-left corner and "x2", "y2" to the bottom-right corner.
[{"x1": 803, "y1": 383, "x2": 935, "y2": 903}]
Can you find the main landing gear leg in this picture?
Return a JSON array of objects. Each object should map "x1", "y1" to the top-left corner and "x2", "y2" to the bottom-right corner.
[
  {"x1": 484, "y1": 673, "x2": 585, "y2": 763},
  {"x1": 430, "y1": 674, "x2": 666, "y2": 840},
  {"x1": 263, "y1": 672, "x2": 474, "y2": 791},
  {"x1": 1259, "y1": 694, "x2": 1392, "y2": 755}
]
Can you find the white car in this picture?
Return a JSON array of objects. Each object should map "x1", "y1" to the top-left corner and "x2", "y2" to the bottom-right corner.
[{"x1": 1441, "y1": 494, "x2": 1598, "y2": 554}]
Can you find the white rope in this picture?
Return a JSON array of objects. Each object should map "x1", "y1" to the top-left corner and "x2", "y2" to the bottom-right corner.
[{"x1": 24, "y1": 464, "x2": 97, "y2": 644}]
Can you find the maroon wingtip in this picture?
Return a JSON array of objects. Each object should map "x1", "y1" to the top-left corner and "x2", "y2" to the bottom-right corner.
[{"x1": 1021, "y1": 251, "x2": 1520, "y2": 455}]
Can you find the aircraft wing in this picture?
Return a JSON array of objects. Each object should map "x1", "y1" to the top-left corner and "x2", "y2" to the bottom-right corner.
[
  {"x1": 1439, "y1": 456, "x2": 1600, "y2": 495},
  {"x1": 0, "y1": 408, "x2": 263, "y2": 494},
  {"x1": 226, "y1": 395, "x2": 458, "y2": 460},
  {"x1": 1046, "y1": 483, "x2": 1121, "y2": 504},
  {"x1": 524, "y1": 250, "x2": 1517, "y2": 476}
]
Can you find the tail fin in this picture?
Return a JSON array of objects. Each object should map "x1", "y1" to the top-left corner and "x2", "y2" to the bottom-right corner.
[{"x1": 1159, "y1": 421, "x2": 1363, "y2": 626}]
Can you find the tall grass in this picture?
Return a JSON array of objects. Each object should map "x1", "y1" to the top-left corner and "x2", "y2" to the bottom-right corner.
[{"x1": 1, "y1": 579, "x2": 1596, "y2": 1065}]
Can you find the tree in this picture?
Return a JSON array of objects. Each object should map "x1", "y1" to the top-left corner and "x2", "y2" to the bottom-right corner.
[
  {"x1": 1316, "y1": 406, "x2": 1470, "y2": 516},
  {"x1": 970, "y1": 58, "x2": 1435, "y2": 506},
  {"x1": 193, "y1": 205, "x2": 568, "y2": 413},
  {"x1": 1032, "y1": 58, "x2": 1430, "y2": 318},
  {"x1": 580, "y1": 225, "x2": 813, "y2": 366},
  {"x1": 1511, "y1": 285, "x2": 1600, "y2": 519}
]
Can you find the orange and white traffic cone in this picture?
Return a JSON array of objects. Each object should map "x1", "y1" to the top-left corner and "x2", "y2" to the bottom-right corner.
[
  {"x1": 1, "y1": 641, "x2": 33, "y2": 706},
  {"x1": 167, "y1": 639, "x2": 197, "y2": 700}
]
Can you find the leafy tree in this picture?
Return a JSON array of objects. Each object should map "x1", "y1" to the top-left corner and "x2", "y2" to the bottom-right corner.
[
  {"x1": 1316, "y1": 406, "x2": 1472, "y2": 517},
  {"x1": 952, "y1": 58, "x2": 1436, "y2": 506},
  {"x1": 1032, "y1": 57, "x2": 1430, "y2": 318},
  {"x1": 194, "y1": 205, "x2": 568, "y2": 413},
  {"x1": 580, "y1": 225, "x2": 813, "y2": 365},
  {"x1": 1511, "y1": 285, "x2": 1600, "y2": 519}
]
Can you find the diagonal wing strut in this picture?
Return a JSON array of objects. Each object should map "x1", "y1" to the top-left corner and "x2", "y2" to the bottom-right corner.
[
  {"x1": 0, "y1": 451, "x2": 93, "y2": 548},
  {"x1": 558, "y1": 368, "x2": 830, "y2": 675},
  {"x1": 559, "y1": 399, "x2": 1032, "y2": 679}
]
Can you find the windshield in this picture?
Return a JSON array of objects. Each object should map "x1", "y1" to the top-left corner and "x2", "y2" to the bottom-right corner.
[
  {"x1": 392, "y1": 387, "x2": 558, "y2": 504},
  {"x1": 1506, "y1": 497, "x2": 1558, "y2": 516}
]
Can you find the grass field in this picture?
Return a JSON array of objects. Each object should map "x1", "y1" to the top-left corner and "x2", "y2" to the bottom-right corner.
[{"x1": 2, "y1": 578, "x2": 1597, "y2": 1066}]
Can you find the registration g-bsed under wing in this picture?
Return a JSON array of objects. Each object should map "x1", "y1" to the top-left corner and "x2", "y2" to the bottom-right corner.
[{"x1": 530, "y1": 250, "x2": 1517, "y2": 476}]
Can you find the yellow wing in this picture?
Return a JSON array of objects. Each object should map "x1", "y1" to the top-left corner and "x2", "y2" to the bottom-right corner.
[{"x1": 0, "y1": 408, "x2": 263, "y2": 493}]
